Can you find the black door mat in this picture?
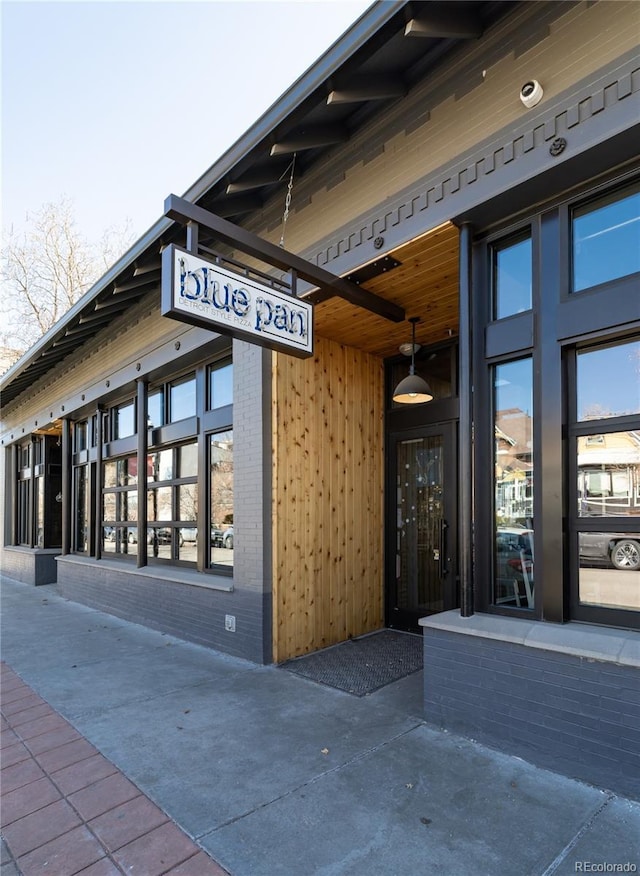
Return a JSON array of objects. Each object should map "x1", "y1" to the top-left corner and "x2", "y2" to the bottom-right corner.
[{"x1": 280, "y1": 629, "x2": 423, "y2": 696}]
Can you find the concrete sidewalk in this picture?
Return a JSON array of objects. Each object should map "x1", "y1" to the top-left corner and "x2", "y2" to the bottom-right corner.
[
  {"x1": 1, "y1": 662, "x2": 229, "y2": 876},
  {"x1": 1, "y1": 575, "x2": 639, "y2": 876}
]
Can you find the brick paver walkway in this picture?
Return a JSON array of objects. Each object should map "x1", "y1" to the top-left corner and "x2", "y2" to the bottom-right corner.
[{"x1": 1, "y1": 662, "x2": 229, "y2": 876}]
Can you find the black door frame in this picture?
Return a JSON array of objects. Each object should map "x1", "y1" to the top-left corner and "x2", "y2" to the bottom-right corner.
[{"x1": 385, "y1": 420, "x2": 459, "y2": 631}]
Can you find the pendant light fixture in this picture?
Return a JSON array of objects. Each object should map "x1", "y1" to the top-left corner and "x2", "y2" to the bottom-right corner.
[{"x1": 392, "y1": 317, "x2": 433, "y2": 404}]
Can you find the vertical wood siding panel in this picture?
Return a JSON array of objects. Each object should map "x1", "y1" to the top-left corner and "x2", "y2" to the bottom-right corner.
[{"x1": 272, "y1": 337, "x2": 384, "y2": 661}]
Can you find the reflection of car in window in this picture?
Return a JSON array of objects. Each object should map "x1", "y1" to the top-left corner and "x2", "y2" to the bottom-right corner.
[
  {"x1": 211, "y1": 526, "x2": 233, "y2": 548},
  {"x1": 495, "y1": 526, "x2": 534, "y2": 607},
  {"x1": 179, "y1": 528, "x2": 197, "y2": 547},
  {"x1": 579, "y1": 533, "x2": 640, "y2": 571},
  {"x1": 496, "y1": 527, "x2": 533, "y2": 576},
  {"x1": 128, "y1": 528, "x2": 172, "y2": 545}
]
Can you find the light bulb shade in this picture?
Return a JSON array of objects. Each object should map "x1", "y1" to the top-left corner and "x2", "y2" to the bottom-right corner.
[{"x1": 392, "y1": 372, "x2": 433, "y2": 404}]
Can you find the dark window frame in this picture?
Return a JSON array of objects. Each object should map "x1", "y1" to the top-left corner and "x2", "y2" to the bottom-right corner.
[
  {"x1": 96, "y1": 351, "x2": 232, "y2": 572},
  {"x1": 145, "y1": 440, "x2": 199, "y2": 567},
  {"x1": 208, "y1": 357, "x2": 233, "y2": 411},
  {"x1": 491, "y1": 228, "x2": 533, "y2": 321},
  {"x1": 491, "y1": 355, "x2": 535, "y2": 613},
  {"x1": 473, "y1": 167, "x2": 640, "y2": 628},
  {"x1": 208, "y1": 428, "x2": 234, "y2": 575},
  {"x1": 570, "y1": 179, "x2": 640, "y2": 296},
  {"x1": 565, "y1": 338, "x2": 640, "y2": 626}
]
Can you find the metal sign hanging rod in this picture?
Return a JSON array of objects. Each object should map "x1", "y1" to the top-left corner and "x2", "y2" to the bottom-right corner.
[{"x1": 164, "y1": 194, "x2": 405, "y2": 323}]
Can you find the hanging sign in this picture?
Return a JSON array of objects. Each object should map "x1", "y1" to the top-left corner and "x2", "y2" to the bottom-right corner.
[{"x1": 161, "y1": 244, "x2": 313, "y2": 358}]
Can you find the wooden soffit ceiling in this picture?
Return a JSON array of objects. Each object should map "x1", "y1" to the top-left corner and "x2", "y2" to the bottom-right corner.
[{"x1": 314, "y1": 221, "x2": 459, "y2": 359}]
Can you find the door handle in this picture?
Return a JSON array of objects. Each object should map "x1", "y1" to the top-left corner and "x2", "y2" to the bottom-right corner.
[{"x1": 439, "y1": 519, "x2": 449, "y2": 577}]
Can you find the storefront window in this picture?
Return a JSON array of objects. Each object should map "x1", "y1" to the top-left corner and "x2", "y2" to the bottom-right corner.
[
  {"x1": 16, "y1": 442, "x2": 31, "y2": 546},
  {"x1": 14, "y1": 437, "x2": 53, "y2": 548},
  {"x1": 578, "y1": 437, "x2": 639, "y2": 517},
  {"x1": 493, "y1": 358, "x2": 534, "y2": 609},
  {"x1": 169, "y1": 374, "x2": 196, "y2": 422},
  {"x1": 74, "y1": 421, "x2": 88, "y2": 452},
  {"x1": 148, "y1": 390, "x2": 164, "y2": 428},
  {"x1": 113, "y1": 401, "x2": 135, "y2": 439},
  {"x1": 572, "y1": 183, "x2": 640, "y2": 293},
  {"x1": 578, "y1": 534, "x2": 640, "y2": 611},
  {"x1": 74, "y1": 466, "x2": 89, "y2": 553},
  {"x1": 35, "y1": 477, "x2": 45, "y2": 547},
  {"x1": 493, "y1": 233, "x2": 532, "y2": 320},
  {"x1": 146, "y1": 441, "x2": 198, "y2": 562},
  {"x1": 149, "y1": 449, "x2": 173, "y2": 482},
  {"x1": 209, "y1": 360, "x2": 233, "y2": 409},
  {"x1": 210, "y1": 430, "x2": 233, "y2": 569},
  {"x1": 179, "y1": 442, "x2": 198, "y2": 477},
  {"x1": 577, "y1": 338, "x2": 640, "y2": 421},
  {"x1": 571, "y1": 334, "x2": 640, "y2": 620},
  {"x1": 102, "y1": 454, "x2": 137, "y2": 556}
]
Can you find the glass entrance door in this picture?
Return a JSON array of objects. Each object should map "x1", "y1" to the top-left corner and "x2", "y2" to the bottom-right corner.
[{"x1": 387, "y1": 423, "x2": 457, "y2": 630}]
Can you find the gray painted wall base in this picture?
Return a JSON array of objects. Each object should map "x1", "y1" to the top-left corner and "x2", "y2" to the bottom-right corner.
[
  {"x1": 422, "y1": 626, "x2": 640, "y2": 801},
  {"x1": 56, "y1": 557, "x2": 266, "y2": 665},
  {"x1": 1, "y1": 548, "x2": 59, "y2": 586}
]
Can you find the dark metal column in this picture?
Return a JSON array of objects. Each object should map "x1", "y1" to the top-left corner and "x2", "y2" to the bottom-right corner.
[
  {"x1": 537, "y1": 210, "x2": 565, "y2": 622},
  {"x1": 61, "y1": 418, "x2": 71, "y2": 555},
  {"x1": 196, "y1": 366, "x2": 207, "y2": 572},
  {"x1": 136, "y1": 379, "x2": 148, "y2": 568},
  {"x1": 28, "y1": 437, "x2": 36, "y2": 548},
  {"x1": 8, "y1": 444, "x2": 18, "y2": 546},
  {"x1": 94, "y1": 408, "x2": 104, "y2": 561},
  {"x1": 458, "y1": 222, "x2": 474, "y2": 616}
]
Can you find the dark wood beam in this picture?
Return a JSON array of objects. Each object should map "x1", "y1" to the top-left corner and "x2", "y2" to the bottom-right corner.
[
  {"x1": 226, "y1": 167, "x2": 289, "y2": 194},
  {"x1": 113, "y1": 272, "x2": 161, "y2": 293},
  {"x1": 133, "y1": 259, "x2": 161, "y2": 277},
  {"x1": 50, "y1": 335, "x2": 83, "y2": 351},
  {"x1": 64, "y1": 314, "x2": 115, "y2": 335},
  {"x1": 270, "y1": 125, "x2": 348, "y2": 156},
  {"x1": 211, "y1": 194, "x2": 263, "y2": 218},
  {"x1": 95, "y1": 287, "x2": 149, "y2": 310},
  {"x1": 404, "y1": 11, "x2": 482, "y2": 39},
  {"x1": 327, "y1": 77, "x2": 405, "y2": 105},
  {"x1": 164, "y1": 194, "x2": 405, "y2": 323}
]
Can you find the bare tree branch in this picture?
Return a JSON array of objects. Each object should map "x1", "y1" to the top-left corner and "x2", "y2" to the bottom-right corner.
[{"x1": 1, "y1": 196, "x2": 135, "y2": 363}]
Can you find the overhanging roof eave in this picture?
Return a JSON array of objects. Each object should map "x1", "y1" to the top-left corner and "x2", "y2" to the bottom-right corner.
[
  {"x1": 181, "y1": 1, "x2": 404, "y2": 205},
  {"x1": 1, "y1": 2, "x2": 406, "y2": 401},
  {"x1": 0, "y1": 215, "x2": 173, "y2": 396}
]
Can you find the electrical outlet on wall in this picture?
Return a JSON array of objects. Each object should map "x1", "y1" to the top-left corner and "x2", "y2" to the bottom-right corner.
[{"x1": 225, "y1": 614, "x2": 236, "y2": 632}]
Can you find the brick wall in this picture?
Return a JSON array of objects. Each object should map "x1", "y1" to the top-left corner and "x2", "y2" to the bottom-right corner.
[
  {"x1": 1, "y1": 548, "x2": 59, "y2": 587},
  {"x1": 231, "y1": 340, "x2": 272, "y2": 663},
  {"x1": 423, "y1": 627, "x2": 640, "y2": 800},
  {"x1": 57, "y1": 559, "x2": 266, "y2": 664}
]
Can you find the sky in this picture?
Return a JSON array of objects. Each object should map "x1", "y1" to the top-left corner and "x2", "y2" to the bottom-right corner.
[{"x1": 1, "y1": 0, "x2": 373, "y2": 245}]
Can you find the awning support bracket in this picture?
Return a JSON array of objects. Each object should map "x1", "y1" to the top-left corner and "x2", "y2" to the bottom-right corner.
[{"x1": 164, "y1": 194, "x2": 405, "y2": 323}]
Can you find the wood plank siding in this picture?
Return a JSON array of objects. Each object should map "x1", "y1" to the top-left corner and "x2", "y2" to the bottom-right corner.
[
  {"x1": 271, "y1": 336, "x2": 384, "y2": 662},
  {"x1": 314, "y1": 222, "x2": 460, "y2": 358}
]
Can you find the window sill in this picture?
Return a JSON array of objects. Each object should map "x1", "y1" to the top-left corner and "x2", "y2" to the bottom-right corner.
[
  {"x1": 4, "y1": 546, "x2": 61, "y2": 555},
  {"x1": 419, "y1": 610, "x2": 639, "y2": 668},
  {"x1": 56, "y1": 554, "x2": 233, "y2": 592}
]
